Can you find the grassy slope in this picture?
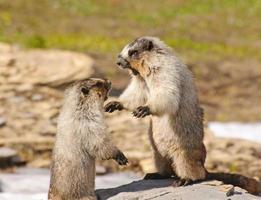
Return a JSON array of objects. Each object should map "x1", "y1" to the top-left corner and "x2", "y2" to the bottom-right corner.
[{"x1": 0, "y1": 0, "x2": 261, "y2": 121}]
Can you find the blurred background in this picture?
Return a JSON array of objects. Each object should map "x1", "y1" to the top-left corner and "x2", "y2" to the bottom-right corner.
[{"x1": 0, "y1": 0, "x2": 260, "y2": 199}]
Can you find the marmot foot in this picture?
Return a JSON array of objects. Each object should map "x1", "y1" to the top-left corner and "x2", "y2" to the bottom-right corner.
[
  {"x1": 172, "y1": 178, "x2": 202, "y2": 187},
  {"x1": 133, "y1": 106, "x2": 150, "y2": 118},
  {"x1": 104, "y1": 101, "x2": 123, "y2": 113},
  {"x1": 144, "y1": 172, "x2": 171, "y2": 180}
]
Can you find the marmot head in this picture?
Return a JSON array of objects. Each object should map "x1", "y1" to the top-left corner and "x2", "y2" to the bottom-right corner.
[
  {"x1": 75, "y1": 78, "x2": 111, "y2": 102},
  {"x1": 117, "y1": 36, "x2": 171, "y2": 76},
  {"x1": 65, "y1": 78, "x2": 111, "y2": 111}
]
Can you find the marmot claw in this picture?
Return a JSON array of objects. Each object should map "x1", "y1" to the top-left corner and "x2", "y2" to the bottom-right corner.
[
  {"x1": 104, "y1": 101, "x2": 123, "y2": 113},
  {"x1": 114, "y1": 151, "x2": 128, "y2": 165},
  {"x1": 172, "y1": 178, "x2": 195, "y2": 187},
  {"x1": 133, "y1": 106, "x2": 150, "y2": 118}
]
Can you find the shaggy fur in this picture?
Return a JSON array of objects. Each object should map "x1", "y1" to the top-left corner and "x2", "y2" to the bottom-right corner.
[
  {"x1": 105, "y1": 37, "x2": 261, "y2": 195},
  {"x1": 49, "y1": 78, "x2": 128, "y2": 200}
]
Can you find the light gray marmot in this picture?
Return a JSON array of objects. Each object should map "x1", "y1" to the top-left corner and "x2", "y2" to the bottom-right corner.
[
  {"x1": 105, "y1": 36, "x2": 261, "y2": 195},
  {"x1": 48, "y1": 78, "x2": 128, "y2": 200}
]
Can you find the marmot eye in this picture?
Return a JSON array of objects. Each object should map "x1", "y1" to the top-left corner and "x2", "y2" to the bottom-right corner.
[
  {"x1": 128, "y1": 50, "x2": 138, "y2": 57},
  {"x1": 94, "y1": 82, "x2": 103, "y2": 87},
  {"x1": 81, "y1": 87, "x2": 89, "y2": 95}
]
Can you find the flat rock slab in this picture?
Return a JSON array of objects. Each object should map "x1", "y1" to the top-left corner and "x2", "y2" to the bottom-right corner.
[
  {"x1": 0, "y1": 147, "x2": 17, "y2": 159},
  {"x1": 96, "y1": 179, "x2": 261, "y2": 200},
  {"x1": 0, "y1": 147, "x2": 22, "y2": 168},
  {"x1": 0, "y1": 43, "x2": 95, "y2": 87}
]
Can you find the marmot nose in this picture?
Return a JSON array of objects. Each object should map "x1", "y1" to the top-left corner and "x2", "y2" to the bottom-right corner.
[
  {"x1": 116, "y1": 56, "x2": 129, "y2": 68},
  {"x1": 116, "y1": 60, "x2": 121, "y2": 66},
  {"x1": 116, "y1": 57, "x2": 122, "y2": 66}
]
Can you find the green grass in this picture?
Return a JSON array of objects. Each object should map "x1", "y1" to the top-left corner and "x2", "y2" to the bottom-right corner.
[
  {"x1": 0, "y1": 0, "x2": 260, "y2": 61},
  {"x1": 0, "y1": 0, "x2": 261, "y2": 121}
]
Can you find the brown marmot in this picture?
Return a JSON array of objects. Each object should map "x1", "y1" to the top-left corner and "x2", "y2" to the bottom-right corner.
[
  {"x1": 105, "y1": 36, "x2": 261, "y2": 195},
  {"x1": 48, "y1": 78, "x2": 128, "y2": 200}
]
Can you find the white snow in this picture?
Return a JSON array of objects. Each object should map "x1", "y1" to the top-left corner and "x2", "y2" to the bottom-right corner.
[
  {"x1": 1, "y1": 122, "x2": 260, "y2": 199},
  {"x1": 0, "y1": 168, "x2": 140, "y2": 200},
  {"x1": 209, "y1": 122, "x2": 261, "y2": 142}
]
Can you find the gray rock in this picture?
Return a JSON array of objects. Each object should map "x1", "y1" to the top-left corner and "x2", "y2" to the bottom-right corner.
[
  {"x1": 0, "y1": 147, "x2": 17, "y2": 158},
  {"x1": 96, "y1": 179, "x2": 260, "y2": 200},
  {"x1": 0, "y1": 147, "x2": 22, "y2": 168},
  {"x1": 0, "y1": 117, "x2": 6, "y2": 127},
  {"x1": 31, "y1": 93, "x2": 44, "y2": 101},
  {"x1": 96, "y1": 165, "x2": 107, "y2": 175}
]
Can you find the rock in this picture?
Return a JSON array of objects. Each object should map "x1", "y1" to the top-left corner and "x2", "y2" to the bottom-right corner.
[
  {"x1": 0, "y1": 147, "x2": 17, "y2": 158},
  {"x1": 27, "y1": 158, "x2": 50, "y2": 168},
  {"x1": 0, "y1": 117, "x2": 6, "y2": 127},
  {"x1": 31, "y1": 93, "x2": 44, "y2": 101},
  {"x1": 13, "y1": 50, "x2": 94, "y2": 86},
  {"x1": 0, "y1": 43, "x2": 95, "y2": 87},
  {"x1": 139, "y1": 158, "x2": 156, "y2": 173},
  {"x1": 96, "y1": 180, "x2": 259, "y2": 200},
  {"x1": 96, "y1": 165, "x2": 107, "y2": 175},
  {"x1": 0, "y1": 147, "x2": 21, "y2": 168},
  {"x1": 16, "y1": 83, "x2": 34, "y2": 92}
]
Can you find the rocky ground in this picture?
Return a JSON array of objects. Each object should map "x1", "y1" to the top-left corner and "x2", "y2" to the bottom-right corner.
[
  {"x1": 0, "y1": 43, "x2": 260, "y2": 182},
  {"x1": 97, "y1": 179, "x2": 261, "y2": 200}
]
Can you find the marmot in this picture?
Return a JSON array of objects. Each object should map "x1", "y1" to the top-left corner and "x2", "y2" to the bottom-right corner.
[
  {"x1": 105, "y1": 36, "x2": 261, "y2": 195},
  {"x1": 48, "y1": 78, "x2": 128, "y2": 200}
]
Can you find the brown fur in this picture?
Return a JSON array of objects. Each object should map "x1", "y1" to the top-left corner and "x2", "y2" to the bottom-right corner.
[
  {"x1": 48, "y1": 78, "x2": 128, "y2": 200},
  {"x1": 105, "y1": 36, "x2": 261, "y2": 195}
]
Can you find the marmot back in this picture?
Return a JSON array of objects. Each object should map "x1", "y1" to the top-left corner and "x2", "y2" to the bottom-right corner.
[{"x1": 48, "y1": 78, "x2": 128, "y2": 200}]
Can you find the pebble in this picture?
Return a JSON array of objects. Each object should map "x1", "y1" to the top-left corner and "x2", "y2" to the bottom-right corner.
[{"x1": 31, "y1": 93, "x2": 44, "y2": 101}]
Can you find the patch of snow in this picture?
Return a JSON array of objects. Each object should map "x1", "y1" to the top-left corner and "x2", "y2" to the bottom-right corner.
[
  {"x1": 209, "y1": 122, "x2": 261, "y2": 142},
  {"x1": 0, "y1": 168, "x2": 140, "y2": 200}
]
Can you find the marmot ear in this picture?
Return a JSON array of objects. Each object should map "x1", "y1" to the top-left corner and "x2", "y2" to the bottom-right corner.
[
  {"x1": 143, "y1": 40, "x2": 154, "y2": 51},
  {"x1": 81, "y1": 87, "x2": 89, "y2": 95}
]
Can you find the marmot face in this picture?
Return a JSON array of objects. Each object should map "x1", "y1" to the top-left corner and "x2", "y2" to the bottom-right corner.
[
  {"x1": 74, "y1": 78, "x2": 111, "y2": 104},
  {"x1": 116, "y1": 36, "x2": 166, "y2": 76}
]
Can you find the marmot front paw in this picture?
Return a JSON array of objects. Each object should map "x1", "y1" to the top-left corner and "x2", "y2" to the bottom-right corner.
[
  {"x1": 114, "y1": 151, "x2": 128, "y2": 165},
  {"x1": 104, "y1": 101, "x2": 123, "y2": 113},
  {"x1": 133, "y1": 106, "x2": 150, "y2": 118}
]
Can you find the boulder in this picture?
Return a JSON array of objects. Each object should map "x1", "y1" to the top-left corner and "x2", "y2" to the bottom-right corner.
[
  {"x1": 0, "y1": 147, "x2": 22, "y2": 168},
  {"x1": 0, "y1": 43, "x2": 95, "y2": 87},
  {"x1": 96, "y1": 179, "x2": 260, "y2": 200}
]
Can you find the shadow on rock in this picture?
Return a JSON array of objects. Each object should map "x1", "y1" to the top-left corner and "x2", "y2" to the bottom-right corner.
[{"x1": 96, "y1": 179, "x2": 173, "y2": 200}]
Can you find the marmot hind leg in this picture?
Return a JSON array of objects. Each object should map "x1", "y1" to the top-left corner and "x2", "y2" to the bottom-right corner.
[
  {"x1": 172, "y1": 148, "x2": 206, "y2": 185},
  {"x1": 144, "y1": 150, "x2": 175, "y2": 180}
]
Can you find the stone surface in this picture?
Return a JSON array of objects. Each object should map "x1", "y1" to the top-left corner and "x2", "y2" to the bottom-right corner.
[
  {"x1": 0, "y1": 147, "x2": 17, "y2": 159},
  {"x1": 0, "y1": 147, "x2": 20, "y2": 168},
  {"x1": 97, "y1": 180, "x2": 261, "y2": 200},
  {"x1": 0, "y1": 43, "x2": 94, "y2": 87},
  {"x1": 0, "y1": 168, "x2": 140, "y2": 200},
  {"x1": 12, "y1": 50, "x2": 94, "y2": 86},
  {"x1": 0, "y1": 117, "x2": 6, "y2": 127}
]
